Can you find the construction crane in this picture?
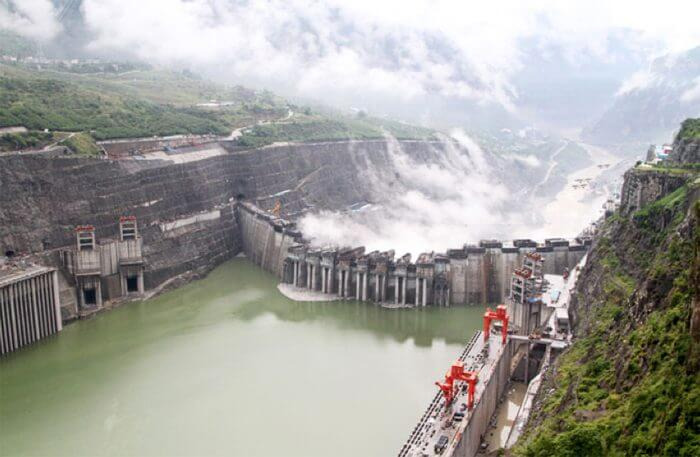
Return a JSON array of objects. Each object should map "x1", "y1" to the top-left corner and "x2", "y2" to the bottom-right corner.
[
  {"x1": 483, "y1": 305, "x2": 509, "y2": 344},
  {"x1": 435, "y1": 360, "x2": 479, "y2": 410},
  {"x1": 271, "y1": 200, "x2": 281, "y2": 218}
]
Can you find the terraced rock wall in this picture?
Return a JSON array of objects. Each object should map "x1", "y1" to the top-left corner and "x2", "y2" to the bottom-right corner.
[{"x1": 0, "y1": 140, "x2": 447, "y2": 301}]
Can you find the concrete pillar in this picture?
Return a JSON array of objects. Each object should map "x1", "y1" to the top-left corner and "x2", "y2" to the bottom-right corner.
[
  {"x1": 356, "y1": 272, "x2": 361, "y2": 300},
  {"x1": 422, "y1": 279, "x2": 428, "y2": 307},
  {"x1": 293, "y1": 262, "x2": 298, "y2": 287},
  {"x1": 120, "y1": 273, "x2": 127, "y2": 297},
  {"x1": 343, "y1": 271, "x2": 347, "y2": 297},
  {"x1": 379, "y1": 275, "x2": 386, "y2": 302},
  {"x1": 44, "y1": 274, "x2": 53, "y2": 334},
  {"x1": 11, "y1": 283, "x2": 20, "y2": 348},
  {"x1": 414, "y1": 278, "x2": 420, "y2": 307},
  {"x1": 374, "y1": 275, "x2": 380, "y2": 302},
  {"x1": 311, "y1": 266, "x2": 317, "y2": 291},
  {"x1": 306, "y1": 264, "x2": 311, "y2": 289},
  {"x1": 30, "y1": 277, "x2": 40, "y2": 340},
  {"x1": 138, "y1": 270, "x2": 144, "y2": 294},
  {"x1": 402, "y1": 277, "x2": 407, "y2": 306},
  {"x1": 37, "y1": 275, "x2": 46, "y2": 338},
  {"x1": 395, "y1": 276, "x2": 399, "y2": 305},
  {"x1": 362, "y1": 273, "x2": 368, "y2": 301},
  {"x1": 0, "y1": 287, "x2": 5, "y2": 355},
  {"x1": 16, "y1": 282, "x2": 25, "y2": 347},
  {"x1": 8, "y1": 283, "x2": 17, "y2": 347},
  {"x1": 321, "y1": 268, "x2": 326, "y2": 293},
  {"x1": 96, "y1": 279, "x2": 103, "y2": 308}
]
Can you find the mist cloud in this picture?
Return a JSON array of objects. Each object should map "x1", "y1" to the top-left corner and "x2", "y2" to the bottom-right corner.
[
  {"x1": 0, "y1": 0, "x2": 61, "y2": 40},
  {"x1": 297, "y1": 133, "x2": 523, "y2": 257},
  {"x1": 2, "y1": 0, "x2": 693, "y2": 115}
]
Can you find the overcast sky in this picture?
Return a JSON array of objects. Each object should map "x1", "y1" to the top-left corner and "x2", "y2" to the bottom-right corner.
[{"x1": 2, "y1": 0, "x2": 700, "y2": 129}]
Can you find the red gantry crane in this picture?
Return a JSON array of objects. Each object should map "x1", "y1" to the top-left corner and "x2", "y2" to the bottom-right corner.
[
  {"x1": 435, "y1": 360, "x2": 479, "y2": 410},
  {"x1": 483, "y1": 304, "x2": 509, "y2": 344}
]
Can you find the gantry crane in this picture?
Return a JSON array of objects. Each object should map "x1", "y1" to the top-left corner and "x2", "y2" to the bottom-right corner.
[
  {"x1": 483, "y1": 304, "x2": 509, "y2": 344},
  {"x1": 435, "y1": 360, "x2": 479, "y2": 410}
]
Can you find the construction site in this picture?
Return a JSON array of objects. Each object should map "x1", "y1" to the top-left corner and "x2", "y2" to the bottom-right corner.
[{"x1": 1, "y1": 135, "x2": 589, "y2": 454}]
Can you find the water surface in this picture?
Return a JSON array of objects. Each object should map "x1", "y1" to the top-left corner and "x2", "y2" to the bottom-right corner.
[{"x1": 0, "y1": 259, "x2": 485, "y2": 456}]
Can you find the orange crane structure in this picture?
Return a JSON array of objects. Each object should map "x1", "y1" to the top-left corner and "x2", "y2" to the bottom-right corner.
[
  {"x1": 435, "y1": 360, "x2": 479, "y2": 410},
  {"x1": 483, "y1": 304, "x2": 509, "y2": 344}
]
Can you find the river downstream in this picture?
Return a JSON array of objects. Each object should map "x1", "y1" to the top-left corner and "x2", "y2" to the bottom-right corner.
[{"x1": 0, "y1": 258, "x2": 485, "y2": 457}]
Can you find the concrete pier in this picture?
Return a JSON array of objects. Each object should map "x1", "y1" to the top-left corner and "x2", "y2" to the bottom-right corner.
[{"x1": 1, "y1": 266, "x2": 63, "y2": 356}]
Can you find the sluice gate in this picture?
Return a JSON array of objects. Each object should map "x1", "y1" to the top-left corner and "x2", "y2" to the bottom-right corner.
[{"x1": 0, "y1": 267, "x2": 63, "y2": 356}]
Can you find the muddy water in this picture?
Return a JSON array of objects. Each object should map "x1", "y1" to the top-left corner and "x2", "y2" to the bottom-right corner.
[
  {"x1": 484, "y1": 382, "x2": 528, "y2": 452},
  {"x1": 0, "y1": 258, "x2": 486, "y2": 457}
]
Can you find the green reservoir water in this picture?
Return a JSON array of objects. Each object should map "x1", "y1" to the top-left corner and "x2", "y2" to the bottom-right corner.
[{"x1": 0, "y1": 258, "x2": 485, "y2": 457}]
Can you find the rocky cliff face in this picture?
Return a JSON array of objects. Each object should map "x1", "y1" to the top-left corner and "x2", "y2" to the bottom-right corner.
[
  {"x1": 0, "y1": 139, "x2": 454, "y2": 292},
  {"x1": 669, "y1": 137, "x2": 700, "y2": 165},
  {"x1": 515, "y1": 161, "x2": 699, "y2": 456},
  {"x1": 619, "y1": 168, "x2": 689, "y2": 216}
]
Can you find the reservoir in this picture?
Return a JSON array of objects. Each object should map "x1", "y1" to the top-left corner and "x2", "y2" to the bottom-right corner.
[{"x1": 0, "y1": 259, "x2": 485, "y2": 457}]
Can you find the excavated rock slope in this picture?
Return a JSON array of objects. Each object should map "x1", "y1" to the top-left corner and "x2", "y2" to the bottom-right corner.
[
  {"x1": 0, "y1": 139, "x2": 452, "y2": 290},
  {"x1": 514, "y1": 168, "x2": 700, "y2": 456}
]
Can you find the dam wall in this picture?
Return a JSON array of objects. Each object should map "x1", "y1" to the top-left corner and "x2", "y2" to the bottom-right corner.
[
  {"x1": 236, "y1": 202, "x2": 300, "y2": 277},
  {"x1": 284, "y1": 239, "x2": 588, "y2": 306}
]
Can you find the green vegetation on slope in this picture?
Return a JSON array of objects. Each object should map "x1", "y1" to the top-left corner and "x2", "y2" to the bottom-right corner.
[
  {"x1": 0, "y1": 63, "x2": 435, "y2": 146},
  {"x1": 0, "y1": 75, "x2": 237, "y2": 140},
  {"x1": 0, "y1": 130, "x2": 54, "y2": 152},
  {"x1": 237, "y1": 114, "x2": 436, "y2": 148},
  {"x1": 61, "y1": 132, "x2": 101, "y2": 157},
  {"x1": 678, "y1": 118, "x2": 700, "y2": 140},
  {"x1": 516, "y1": 183, "x2": 700, "y2": 456}
]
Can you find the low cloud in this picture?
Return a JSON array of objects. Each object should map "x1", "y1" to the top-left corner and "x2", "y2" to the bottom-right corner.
[
  {"x1": 681, "y1": 76, "x2": 700, "y2": 103},
  {"x1": 3, "y1": 1, "x2": 700, "y2": 118},
  {"x1": 616, "y1": 69, "x2": 658, "y2": 96},
  {"x1": 503, "y1": 154, "x2": 541, "y2": 168},
  {"x1": 297, "y1": 133, "x2": 523, "y2": 257},
  {"x1": 0, "y1": 0, "x2": 61, "y2": 40}
]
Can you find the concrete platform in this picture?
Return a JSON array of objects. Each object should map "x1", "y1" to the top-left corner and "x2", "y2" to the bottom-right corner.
[{"x1": 277, "y1": 283, "x2": 342, "y2": 302}]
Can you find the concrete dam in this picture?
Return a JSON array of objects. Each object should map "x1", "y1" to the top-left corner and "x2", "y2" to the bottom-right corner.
[
  {"x1": 1, "y1": 137, "x2": 586, "y2": 348},
  {"x1": 1, "y1": 137, "x2": 587, "y2": 455},
  {"x1": 237, "y1": 200, "x2": 588, "y2": 306}
]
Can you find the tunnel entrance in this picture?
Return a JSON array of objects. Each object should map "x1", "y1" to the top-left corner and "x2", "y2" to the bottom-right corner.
[
  {"x1": 4, "y1": 249, "x2": 15, "y2": 258},
  {"x1": 83, "y1": 288, "x2": 97, "y2": 306},
  {"x1": 126, "y1": 275, "x2": 139, "y2": 293}
]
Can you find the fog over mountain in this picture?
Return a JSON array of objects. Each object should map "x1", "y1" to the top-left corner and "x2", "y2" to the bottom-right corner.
[
  {"x1": 583, "y1": 46, "x2": 700, "y2": 149},
  {"x1": 3, "y1": 0, "x2": 700, "y2": 136}
]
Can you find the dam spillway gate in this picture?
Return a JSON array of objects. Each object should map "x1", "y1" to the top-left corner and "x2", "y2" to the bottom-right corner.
[{"x1": 279, "y1": 235, "x2": 588, "y2": 308}]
